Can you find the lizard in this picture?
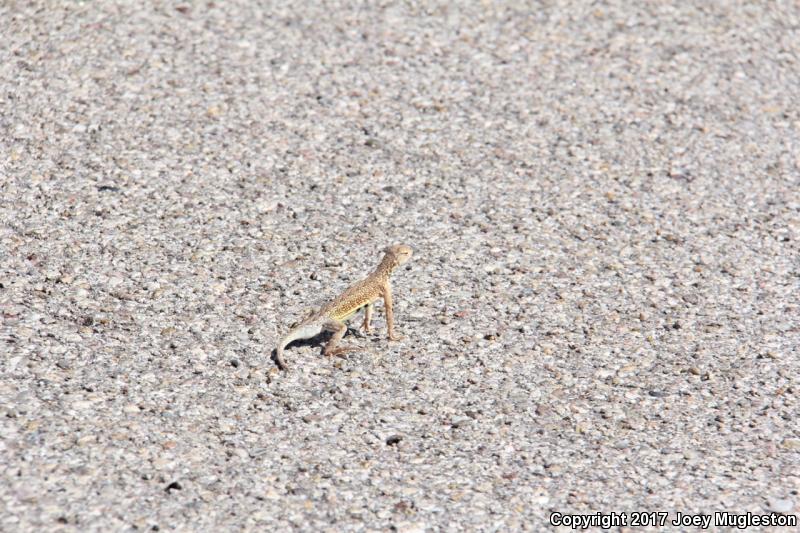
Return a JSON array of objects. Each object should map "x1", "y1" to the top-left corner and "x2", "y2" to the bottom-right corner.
[{"x1": 274, "y1": 244, "x2": 413, "y2": 370}]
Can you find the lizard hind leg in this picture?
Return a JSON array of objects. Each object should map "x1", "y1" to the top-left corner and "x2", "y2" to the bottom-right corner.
[{"x1": 323, "y1": 319, "x2": 357, "y2": 358}]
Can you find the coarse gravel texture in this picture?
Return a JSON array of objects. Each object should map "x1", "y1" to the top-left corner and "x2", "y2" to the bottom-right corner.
[{"x1": 2, "y1": 1, "x2": 799, "y2": 531}]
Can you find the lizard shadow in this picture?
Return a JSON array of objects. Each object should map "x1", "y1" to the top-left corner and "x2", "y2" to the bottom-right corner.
[{"x1": 270, "y1": 328, "x2": 367, "y2": 368}]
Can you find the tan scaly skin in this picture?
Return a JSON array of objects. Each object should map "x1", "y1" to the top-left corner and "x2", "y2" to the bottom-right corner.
[{"x1": 274, "y1": 244, "x2": 413, "y2": 370}]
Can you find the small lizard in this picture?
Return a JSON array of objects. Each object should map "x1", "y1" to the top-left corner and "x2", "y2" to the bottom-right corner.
[{"x1": 274, "y1": 244, "x2": 413, "y2": 370}]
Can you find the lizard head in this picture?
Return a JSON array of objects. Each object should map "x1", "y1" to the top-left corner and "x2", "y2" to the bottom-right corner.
[{"x1": 384, "y1": 244, "x2": 413, "y2": 267}]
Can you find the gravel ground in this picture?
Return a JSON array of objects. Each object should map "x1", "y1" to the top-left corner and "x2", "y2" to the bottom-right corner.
[{"x1": 2, "y1": 1, "x2": 799, "y2": 531}]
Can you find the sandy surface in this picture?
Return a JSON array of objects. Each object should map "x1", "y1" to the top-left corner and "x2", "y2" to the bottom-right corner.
[{"x1": 1, "y1": 1, "x2": 799, "y2": 531}]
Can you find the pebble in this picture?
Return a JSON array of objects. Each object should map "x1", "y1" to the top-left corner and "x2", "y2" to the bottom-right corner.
[
  {"x1": 393, "y1": 522, "x2": 427, "y2": 533},
  {"x1": 767, "y1": 498, "x2": 794, "y2": 514}
]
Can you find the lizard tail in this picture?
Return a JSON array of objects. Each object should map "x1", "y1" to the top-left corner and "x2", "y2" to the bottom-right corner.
[
  {"x1": 275, "y1": 333, "x2": 293, "y2": 371},
  {"x1": 274, "y1": 323, "x2": 321, "y2": 371}
]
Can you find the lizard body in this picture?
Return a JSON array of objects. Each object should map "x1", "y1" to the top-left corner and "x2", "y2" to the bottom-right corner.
[{"x1": 274, "y1": 244, "x2": 413, "y2": 370}]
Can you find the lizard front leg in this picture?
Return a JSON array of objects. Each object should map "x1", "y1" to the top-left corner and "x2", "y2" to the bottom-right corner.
[
  {"x1": 382, "y1": 283, "x2": 401, "y2": 341},
  {"x1": 361, "y1": 303, "x2": 374, "y2": 333}
]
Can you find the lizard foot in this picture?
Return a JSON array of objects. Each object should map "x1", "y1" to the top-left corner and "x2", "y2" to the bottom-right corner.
[{"x1": 324, "y1": 346, "x2": 358, "y2": 358}]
